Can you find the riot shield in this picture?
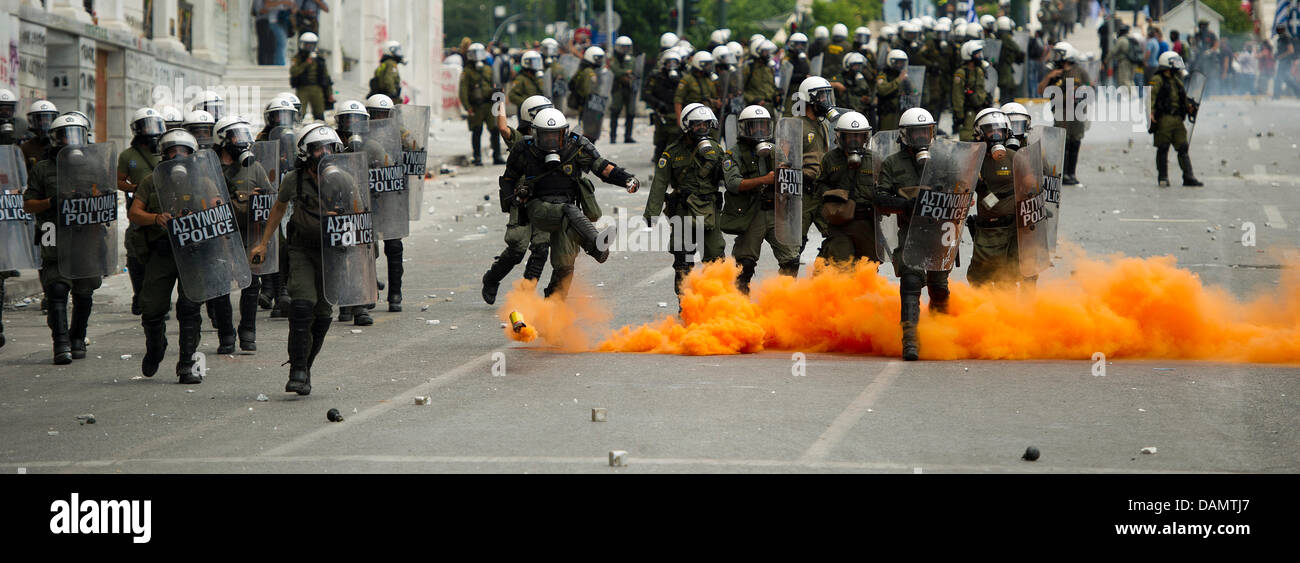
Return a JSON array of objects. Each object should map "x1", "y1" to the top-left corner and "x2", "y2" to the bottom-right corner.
[
  {"x1": 1030, "y1": 126, "x2": 1066, "y2": 255},
  {"x1": 1184, "y1": 71, "x2": 1207, "y2": 142},
  {"x1": 723, "y1": 114, "x2": 738, "y2": 149},
  {"x1": 1013, "y1": 141, "x2": 1050, "y2": 277},
  {"x1": 869, "y1": 130, "x2": 902, "y2": 263},
  {"x1": 984, "y1": 66, "x2": 999, "y2": 97},
  {"x1": 810, "y1": 53, "x2": 824, "y2": 77},
  {"x1": 559, "y1": 54, "x2": 581, "y2": 79},
  {"x1": 492, "y1": 56, "x2": 509, "y2": 90},
  {"x1": 900, "y1": 140, "x2": 985, "y2": 271},
  {"x1": 631, "y1": 53, "x2": 646, "y2": 106},
  {"x1": 876, "y1": 43, "x2": 890, "y2": 70},
  {"x1": 56, "y1": 143, "x2": 118, "y2": 279},
  {"x1": 364, "y1": 117, "x2": 408, "y2": 240},
  {"x1": 397, "y1": 104, "x2": 431, "y2": 221},
  {"x1": 249, "y1": 140, "x2": 281, "y2": 275},
  {"x1": 154, "y1": 151, "x2": 252, "y2": 302},
  {"x1": 901, "y1": 64, "x2": 926, "y2": 110},
  {"x1": 318, "y1": 152, "x2": 379, "y2": 307},
  {"x1": 270, "y1": 126, "x2": 294, "y2": 181},
  {"x1": 543, "y1": 69, "x2": 555, "y2": 101},
  {"x1": 582, "y1": 69, "x2": 614, "y2": 140},
  {"x1": 1012, "y1": 31, "x2": 1029, "y2": 84},
  {"x1": 779, "y1": 60, "x2": 795, "y2": 100},
  {"x1": 984, "y1": 39, "x2": 1002, "y2": 66},
  {"x1": 0, "y1": 146, "x2": 39, "y2": 271},
  {"x1": 773, "y1": 118, "x2": 804, "y2": 246}
]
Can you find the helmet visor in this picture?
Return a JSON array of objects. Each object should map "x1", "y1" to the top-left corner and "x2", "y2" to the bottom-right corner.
[
  {"x1": 134, "y1": 116, "x2": 166, "y2": 137},
  {"x1": 664, "y1": 59, "x2": 680, "y2": 71},
  {"x1": 30, "y1": 112, "x2": 56, "y2": 133},
  {"x1": 525, "y1": 102, "x2": 554, "y2": 121},
  {"x1": 686, "y1": 118, "x2": 716, "y2": 138},
  {"x1": 187, "y1": 125, "x2": 214, "y2": 146},
  {"x1": 890, "y1": 57, "x2": 907, "y2": 70},
  {"x1": 536, "y1": 128, "x2": 567, "y2": 152},
  {"x1": 222, "y1": 126, "x2": 255, "y2": 147},
  {"x1": 1007, "y1": 116, "x2": 1029, "y2": 136},
  {"x1": 199, "y1": 101, "x2": 224, "y2": 121},
  {"x1": 901, "y1": 124, "x2": 934, "y2": 147},
  {"x1": 164, "y1": 145, "x2": 195, "y2": 160},
  {"x1": 739, "y1": 118, "x2": 771, "y2": 139},
  {"x1": 839, "y1": 131, "x2": 869, "y2": 152},
  {"x1": 267, "y1": 109, "x2": 295, "y2": 128},
  {"x1": 0, "y1": 103, "x2": 14, "y2": 120},
  {"x1": 807, "y1": 87, "x2": 835, "y2": 108},
  {"x1": 306, "y1": 140, "x2": 337, "y2": 160},
  {"x1": 55, "y1": 126, "x2": 88, "y2": 147},
  {"x1": 337, "y1": 114, "x2": 369, "y2": 135}
]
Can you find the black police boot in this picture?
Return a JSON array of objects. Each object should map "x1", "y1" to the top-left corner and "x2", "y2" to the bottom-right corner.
[
  {"x1": 563, "y1": 203, "x2": 609, "y2": 263},
  {"x1": 1177, "y1": 148, "x2": 1202, "y2": 186},
  {"x1": 338, "y1": 306, "x2": 354, "y2": 323},
  {"x1": 481, "y1": 249, "x2": 525, "y2": 305},
  {"x1": 736, "y1": 258, "x2": 758, "y2": 295},
  {"x1": 927, "y1": 273, "x2": 950, "y2": 315},
  {"x1": 543, "y1": 267, "x2": 574, "y2": 299},
  {"x1": 900, "y1": 294, "x2": 922, "y2": 362},
  {"x1": 778, "y1": 260, "x2": 801, "y2": 278},
  {"x1": 1063, "y1": 139, "x2": 1081, "y2": 185},
  {"x1": 673, "y1": 268, "x2": 691, "y2": 297},
  {"x1": 285, "y1": 300, "x2": 313, "y2": 395},
  {"x1": 238, "y1": 286, "x2": 258, "y2": 352},
  {"x1": 271, "y1": 284, "x2": 291, "y2": 318},
  {"x1": 209, "y1": 295, "x2": 237, "y2": 354},
  {"x1": 69, "y1": 294, "x2": 92, "y2": 359},
  {"x1": 353, "y1": 307, "x2": 373, "y2": 326},
  {"x1": 307, "y1": 316, "x2": 331, "y2": 376},
  {"x1": 523, "y1": 244, "x2": 549, "y2": 282},
  {"x1": 258, "y1": 276, "x2": 276, "y2": 310},
  {"x1": 141, "y1": 318, "x2": 168, "y2": 378},
  {"x1": 46, "y1": 290, "x2": 72, "y2": 365},
  {"x1": 176, "y1": 306, "x2": 203, "y2": 384},
  {"x1": 385, "y1": 240, "x2": 404, "y2": 312},
  {"x1": 1156, "y1": 145, "x2": 1170, "y2": 187}
]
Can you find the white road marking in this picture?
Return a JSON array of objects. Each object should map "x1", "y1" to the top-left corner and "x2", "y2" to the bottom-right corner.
[
  {"x1": 1263, "y1": 205, "x2": 1287, "y2": 229},
  {"x1": 259, "y1": 347, "x2": 505, "y2": 457},
  {"x1": 1117, "y1": 218, "x2": 1206, "y2": 223},
  {"x1": 799, "y1": 361, "x2": 903, "y2": 463},
  {"x1": 1247, "y1": 138, "x2": 1261, "y2": 151}
]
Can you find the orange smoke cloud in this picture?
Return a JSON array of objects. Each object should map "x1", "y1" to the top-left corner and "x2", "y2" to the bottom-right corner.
[
  {"x1": 498, "y1": 278, "x2": 610, "y2": 352},
  {"x1": 502, "y1": 251, "x2": 1300, "y2": 363}
]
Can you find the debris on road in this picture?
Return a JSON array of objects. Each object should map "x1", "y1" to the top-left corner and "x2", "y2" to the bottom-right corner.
[
  {"x1": 75, "y1": 414, "x2": 96, "y2": 425},
  {"x1": 120, "y1": 354, "x2": 132, "y2": 360},
  {"x1": 47, "y1": 431, "x2": 59, "y2": 436},
  {"x1": 592, "y1": 408, "x2": 607, "y2": 422},
  {"x1": 327, "y1": 408, "x2": 344, "y2": 422},
  {"x1": 350, "y1": 329, "x2": 363, "y2": 334},
  {"x1": 1022, "y1": 446, "x2": 1040, "y2": 461},
  {"x1": 414, "y1": 396, "x2": 431, "y2": 405},
  {"x1": 1141, "y1": 447, "x2": 1158, "y2": 455},
  {"x1": 609, "y1": 450, "x2": 628, "y2": 467},
  {"x1": 256, "y1": 394, "x2": 269, "y2": 402}
]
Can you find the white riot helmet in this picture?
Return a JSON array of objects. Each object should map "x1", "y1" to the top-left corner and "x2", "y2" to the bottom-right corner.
[
  {"x1": 334, "y1": 99, "x2": 369, "y2": 141},
  {"x1": 788, "y1": 32, "x2": 808, "y2": 51},
  {"x1": 1050, "y1": 42, "x2": 1073, "y2": 66},
  {"x1": 50, "y1": 113, "x2": 90, "y2": 148},
  {"x1": 727, "y1": 41, "x2": 744, "y2": 61},
  {"x1": 1158, "y1": 51, "x2": 1187, "y2": 74},
  {"x1": 214, "y1": 115, "x2": 257, "y2": 167},
  {"x1": 159, "y1": 105, "x2": 184, "y2": 130},
  {"x1": 710, "y1": 29, "x2": 728, "y2": 46},
  {"x1": 887, "y1": 49, "x2": 909, "y2": 70},
  {"x1": 0, "y1": 89, "x2": 15, "y2": 135},
  {"x1": 813, "y1": 26, "x2": 829, "y2": 41},
  {"x1": 996, "y1": 16, "x2": 1014, "y2": 32},
  {"x1": 901, "y1": 22, "x2": 921, "y2": 42},
  {"x1": 521, "y1": 50, "x2": 544, "y2": 75},
  {"x1": 660, "y1": 32, "x2": 680, "y2": 50},
  {"x1": 853, "y1": 26, "x2": 871, "y2": 45},
  {"x1": 712, "y1": 45, "x2": 736, "y2": 67},
  {"x1": 296, "y1": 122, "x2": 343, "y2": 168},
  {"x1": 278, "y1": 92, "x2": 303, "y2": 119},
  {"x1": 27, "y1": 100, "x2": 59, "y2": 137},
  {"x1": 832, "y1": 23, "x2": 849, "y2": 40},
  {"x1": 737, "y1": 104, "x2": 773, "y2": 141},
  {"x1": 193, "y1": 90, "x2": 225, "y2": 121},
  {"x1": 299, "y1": 32, "x2": 319, "y2": 54},
  {"x1": 468, "y1": 43, "x2": 488, "y2": 63},
  {"x1": 540, "y1": 37, "x2": 559, "y2": 59},
  {"x1": 158, "y1": 129, "x2": 198, "y2": 160},
  {"x1": 834, "y1": 111, "x2": 871, "y2": 167},
  {"x1": 615, "y1": 35, "x2": 633, "y2": 55},
  {"x1": 584, "y1": 46, "x2": 606, "y2": 66},
  {"x1": 938, "y1": 16, "x2": 952, "y2": 28},
  {"x1": 680, "y1": 103, "x2": 718, "y2": 154},
  {"x1": 130, "y1": 107, "x2": 166, "y2": 139},
  {"x1": 973, "y1": 108, "x2": 1011, "y2": 161},
  {"x1": 759, "y1": 40, "x2": 777, "y2": 59},
  {"x1": 365, "y1": 94, "x2": 395, "y2": 119},
  {"x1": 264, "y1": 96, "x2": 296, "y2": 129},
  {"x1": 1000, "y1": 102, "x2": 1032, "y2": 141},
  {"x1": 843, "y1": 52, "x2": 867, "y2": 74},
  {"x1": 881, "y1": 25, "x2": 897, "y2": 41},
  {"x1": 518, "y1": 95, "x2": 554, "y2": 133},
  {"x1": 183, "y1": 110, "x2": 216, "y2": 148},
  {"x1": 921, "y1": 16, "x2": 936, "y2": 30},
  {"x1": 690, "y1": 50, "x2": 715, "y2": 73},
  {"x1": 961, "y1": 40, "x2": 984, "y2": 62},
  {"x1": 660, "y1": 50, "x2": 683, "y2": 77},
  {"x1": 797, "y1": 76, "x2": 835, "y2": 117},
  {"x1": 383, "y1": 40, "x2": 404, "y2": 62},
  {"x1": 980, "y1": 14, "x2": 996, "y2": 33},
  {"x1": 898, "y1": 108, "x2": 935, "y2": 162},
  {"x1": 530, "y1": 108, "x2": 570, "y2": 157}
]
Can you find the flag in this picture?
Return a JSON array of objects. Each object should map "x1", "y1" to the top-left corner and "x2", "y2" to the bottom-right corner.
[
  {"x1": 966, "y1": 1, "x2": 978, "y2": 23},
  {"x1": 1276, "y1": 0, "x2": 1300, "y2": 36}
]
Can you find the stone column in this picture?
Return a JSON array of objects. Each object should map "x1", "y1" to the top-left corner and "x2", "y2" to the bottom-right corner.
[
  {"x1": 93, "y1": 0, "x2": 134, "y2": 33},
  {"x1": 189, "y1": 0, "x2": 218, "y2": 62},
  {"x1": 151, "y1": 0, "x2": 187, "y2": 53},
  {"x1": 49, "y1": 0, "x2": 93, "y2": 24}
]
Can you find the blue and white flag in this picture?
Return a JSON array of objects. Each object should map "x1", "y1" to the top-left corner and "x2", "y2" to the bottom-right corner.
[
  {"x1": 1275, "y1": 0, "x2": 1300, "y2": 36},
  {"x1": 965, "y1": 1, "x2": 978, "y2": 23}
]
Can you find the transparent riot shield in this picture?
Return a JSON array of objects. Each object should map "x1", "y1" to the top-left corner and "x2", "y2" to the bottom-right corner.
[
  {"x1": 810, "y1": 53, "x2": 824, "y2": 77},
  {"x1": 779, "y1": 60, "x2": 795, "y2": 101},
  {"x1": 248, "y1": 140, "x2": 281, "y2": 275},
  {"x1": 318, "y1": 152, "x2": 379, "y2": 307},
  {"x1": 155, "y1": 151, "x2": 252, "y2": 302},
  {"x1": 901, "y1": 140, "x2": 985, "y2": 271},
  {"x1": 1184, "y1": 71, "x2": 1207, "y2": 143},
  {"x1": 985, "y1": 66, "x2": 999, "y2": 98},
  {"x1": 492, "y1": 56, "x2": 509, "y2": 90},
  {"x1": 1030, "y1": 125, "x2": 1065, "y2": 254},
  {"x1": 270, "y1": 126, "x2": 294, "y2": 182},
  {"x1": 365, "y1": 117, "x2": 408, "y2": 240},
  {"x1": 1012, "y1": 31, "x2": 1029, "y2": 84},
  {"x1": 397, "y1": 104, "x2": 431, "y2": 221},
  {"x1": 542, "y1": 68, "x2": 555, "y2": 102},
  {"x1": 631, "y1": 53, "x2": 646, "y2": 104},
  {"x1": 869, "y1": 130, "x2": 902, "y2": 263},
  {"x1": 56, "y1": 143, "x2": 118, "y2": 279},
  {"x1": 1013, "y1": 141, "x2": 1050, "y2": 277},
  {"x1": 984, "y1": 38, "x2": 1003, "y2": 66},
  {"x1": 876, "y1": 43, "x2": 890, "y2": 70},
  {"x1": 582, "y1": 69, "x2": 614, "y2": 140},
  {"x1": 0, "y1": 146, "x2": 38, "y2": 271},
  {"x1": 901, "y1": 64, "x2": 926, "y2": 110},
  {"x1": 723, "y1": 113, "x2": 738, "y2": 149},
  {"x1": 773, "y1": 117, "x2": 804, "y2": 246}
]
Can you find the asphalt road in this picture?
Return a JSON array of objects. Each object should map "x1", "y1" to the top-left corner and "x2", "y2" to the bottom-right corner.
[{"x1": 1, "y1": 94, "x2": 1298, "y2": 474}]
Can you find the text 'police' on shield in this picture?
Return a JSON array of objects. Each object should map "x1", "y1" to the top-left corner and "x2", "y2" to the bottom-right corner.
[
  {"x1": 60, "y1": 194, "x2": 118, "y2": 226},
  {"x1": 325, "y1": 212, "x2": 374, "y2": 247},
  {"x1": 169, "y1": 204, "x2": 237, "y2": 247}
]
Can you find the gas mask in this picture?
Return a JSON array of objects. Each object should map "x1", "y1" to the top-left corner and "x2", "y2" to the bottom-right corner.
[
  {"x1": 536, "y1": 128, "x2": 566, "y2": 168},
  {"x1": 169, "y1": 164, "x2": 190, "y2": 184},
  {"x1": 807, "y1": 89, "x2": 835, "y2": 118},
  {"x1": 686, "y1": 119, "x2": 715, "y2": 155},
  {"x1": 902, "y1": 126, "x2": 933, "y2": 165},
  {"x1": 664, "y1": 60, "x2": 680, "y2": 79},
  {"x1": 142, "y1": 135, "x2": 161, "y2": 154},
  {"x1": 822, "y1": 106, "x2": 845, "y2": 125},
  {"x1": 755, "y1": 140, "x2": 774, "y2": 157},
  {"x1": 1006, "y1": 136, "x2": 1021, "y2": 150},
  {"x1": 222, "y1": 127, "x2": 257, "y2": 167},
  {"x1": 0, "y1": 114, "x2": 12, "y2": 135},
  {"x1": 840, "y1": 132, "x2": 868, "y2": 169}
]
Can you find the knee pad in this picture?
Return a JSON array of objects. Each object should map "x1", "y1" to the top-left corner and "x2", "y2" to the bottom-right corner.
[
  {"x1": 175, "y1": 298, "x2": 202, "y2": 319},
  {"x1": 290, "y1": 299, "x2": 315, "y2": 321}
]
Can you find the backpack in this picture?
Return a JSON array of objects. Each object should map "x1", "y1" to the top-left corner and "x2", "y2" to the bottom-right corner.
[
  {"x1": 566, "y1": 83, "x2": 582, "y2": 110},
  {"x1": 1126, "y1": 38, "x2": 1144, "y2": 65}
]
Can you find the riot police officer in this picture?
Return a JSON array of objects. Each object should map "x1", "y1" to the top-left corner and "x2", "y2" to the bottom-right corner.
[
  {"x1": 994, "y1": 17, "x2": 1026, "y2": 105},
  {"x1": 333, "y1": 100, "x2": 380, "y2": 326},
  {"x1": 644, "y1": 104, "x2": 741, "y2": 298},
  {"x1": 743, "y1": 40, "x2": 780, "y2": 118},
  {"x1": 290, "y1": 32, "x2": 333, "y2": 121},
  {"x1": 817, "y1": 111, "x2": 881, "y2": 264},
  {"x1": 183, "y1": 110, "x2": 217, "y2": 150},
  {"x1": 1148, "y1": 52, "x2": 1203, "y2": 187},
  {"x1": 510, "y1": 51, "x2": 547, "y2": 112},
  {"x1": 118, "y1": 108, "x2": 166, "y2": 316},
  {"x1": 214, "y1": 115, "x2": 274, "y2": 351},
  {"x1": 876, "y1": 50, "x2": 910, "y2": 130},
  {"x1": 675, "y1": 51, "x2": 720, "y2": 122},
  {"x1": 965, "y1": 108, "x2": 1030, "y2": 288},
  {"x1": 484, "y1": 96, "x2": 556, "y2": 304},
  {"x1": 792, "y1": 77, "x2": 834, "y2": 258},
  {"x1": 1037, "y1": 41, "x2": 1089, "y2": 185},
  {"x1": 782, "y1": 33, "x2": 811, "y2": 115},
  {"x1": 724, "y1": 105, "x2": 800, "y2": 293},
  {"x1": 953, "y1": 40, "x2": 992, "y2": 141},
  {"x1": 643, "y1": 50, "x2": 683, "y2": 164},
  {"x1": 21, "y1": 100, "x2": 58, "y2": 170},
  {"x1": 459, "y1": 43, "x2": 504, "y2": 166},
  {"x1": 501, "y1": 108, "x2": 641, "y2": 298},
  {"x1": 609, "y1": 36, "x2": 639, "y2": 144}
]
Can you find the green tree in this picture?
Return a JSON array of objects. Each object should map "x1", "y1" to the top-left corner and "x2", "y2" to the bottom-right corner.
[{"x1": 809, "y1": 0, "x2": 883, "y2": 31}]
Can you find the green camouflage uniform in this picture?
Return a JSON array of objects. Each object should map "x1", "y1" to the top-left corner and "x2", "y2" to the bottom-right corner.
[
  {"x1": 644, "y1": 135, "x2": 742, "y2": 292},
  {"x1": 290, "y1": 52, "x2": 332, "y2": 120},
  {"x1": 817, "y1": 147, "x2": 880, "y2": 263},
  {"x1": 724, "y1": 140, "x2": 800, "y2": 284},
  {"x1": 952, "y1": 62, "x2": 990, "y2": 141},
  {"x1": 876, "y1": 67, "x2": 906, "y2": 130},
  {"x1": 796, "y1": 115, "x2": 829, "y2": 252},
  {"x1": 965, "y1": 151, "x2": 1021, "y2": 287}
]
